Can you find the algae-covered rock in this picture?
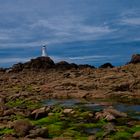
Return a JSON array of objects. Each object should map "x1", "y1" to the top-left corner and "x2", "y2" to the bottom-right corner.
[
  {"x1": 13, "y1": 120, "x2": 33, "y2": 136},
  {"x1": 28, "y1": 127, "x2": 49, "y2": 138}
]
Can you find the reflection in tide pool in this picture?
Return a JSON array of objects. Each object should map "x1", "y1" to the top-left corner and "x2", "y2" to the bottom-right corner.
[{"x1": 43, "y1": 99, "x2": 140, "y2": 120}]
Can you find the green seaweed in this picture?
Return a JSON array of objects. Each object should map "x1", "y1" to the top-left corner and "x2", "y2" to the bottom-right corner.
[
  {"x1": 48, "y1": 123, "x2": 63, "y2": 137},
  {"x1": 6, "y1": 99, "x2": 41, "y2": 109},
  {"x1": 111, "y1": 131, "x2": 132, "y2": 140},
  {"x1": 0, "y1": 128, "x2": 14, "y2": 136},
  {"x1": 129, "y1": 125, "x2": 140, "y2": 133},
  {"x1": 32, "y1": 113, "x2": 61, "y2": 126},
  {"x1": 6, "y1": 99, "x2": 24, "y2": 107}
]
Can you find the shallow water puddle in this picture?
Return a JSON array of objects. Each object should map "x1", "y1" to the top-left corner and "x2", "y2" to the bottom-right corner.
[
  {"x1": 43, "y1": 99, "x2": 140, "y2": 120},
  {"x1": 84, "y1": 128, "x2": 101, "y2": 135}
]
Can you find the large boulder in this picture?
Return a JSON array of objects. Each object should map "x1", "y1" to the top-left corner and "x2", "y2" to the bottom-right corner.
[
  {"x1": 23, "y1": 57, "x2": 55, "y2": 70},
  {"x1": 13, "y1": 120, "x2": 33, "y2": 136},
  {"x1": 30, "y1": 106, "x2": 52, "y2": 119},
  {"x1": 129, "y1": 54, "x2": 140, "y2": 64}
]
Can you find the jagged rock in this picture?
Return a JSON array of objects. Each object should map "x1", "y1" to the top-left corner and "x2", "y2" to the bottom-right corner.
[
  {"x1": 56, "y1": 61, "x2": 78, "y2": 70},
  {"x1": 95, "y1": 111, "x2": 115, "y2": 121},
  {"x1": 78, "y1": 64, "x2": 95, "y2": 69},
  {"x1": 104, "y1": 107, "x2": 127, "y2": 118},
  {"x1": 11, "y1": 63, "x2": 23, "y2": 72},
  {"x1": 105, "y1": 114, "x2": 115, "y2": 121},
  {"x1": 30, "y1": 106, "x2": 51, "y2": 119},
  {"x1": 129, "y1": 54, "x2": 140, "y2": 64},
  {"x1": 99, "y1": 63, "x2": 114, "y2": 68},
  {"x1": 63, "y1": 73, "x2": 71, "y2": 78},
  {"x1": 13, "y1": 120, "x2": 33, "y2": 136}
]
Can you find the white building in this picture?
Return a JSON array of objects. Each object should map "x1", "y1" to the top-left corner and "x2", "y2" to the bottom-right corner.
[{"x1": 42, "y1": 45, "x2": 47, "y2": 57}]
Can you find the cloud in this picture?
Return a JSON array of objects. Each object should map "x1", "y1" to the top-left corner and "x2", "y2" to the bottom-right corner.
[
  {"x1": 121, "y1": 18, "x2": 140, "y2": 26},
  {"x1": 68, "y1": 55, "x2": 111, "y2": 60},
  {"x1": 0, "y1": 14, "x2": 116, "y2": 49},
  {"x1": 50, "y1": 54, "x2": 119, "y2": 64},
  {"x1": 29, "y1": 16, "x2": 115, "y2": 45},
  {"x1": 0, "y1": 57, "x2": 31, "y2": 64},
  {"x1": 0, "y1": 0, "x2": 140, "y2": 67}
]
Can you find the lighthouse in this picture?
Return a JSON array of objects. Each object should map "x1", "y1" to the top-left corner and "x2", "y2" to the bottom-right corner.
[{"x1": 42, "y1": 45, "x2": 47, "y2": 57}]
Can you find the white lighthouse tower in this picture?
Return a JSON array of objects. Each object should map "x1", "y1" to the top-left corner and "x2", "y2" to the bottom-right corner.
[{"x1": 41, "y1": 45, "x2": 47, "y2": 57}]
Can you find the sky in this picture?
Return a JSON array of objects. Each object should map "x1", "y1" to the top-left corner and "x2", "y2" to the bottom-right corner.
[{"x1": 0, "y1": 0, "x2": 140, "y2": 67}]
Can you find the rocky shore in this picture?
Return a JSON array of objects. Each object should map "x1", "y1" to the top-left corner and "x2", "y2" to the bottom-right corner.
[{"x1": 1, "y1": 54, "x2": 140, "y2": 139}]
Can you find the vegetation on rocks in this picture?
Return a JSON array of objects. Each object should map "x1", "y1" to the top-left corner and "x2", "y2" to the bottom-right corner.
[{"x1": 1, "y1": 55, "x2": 140, "y2": 139}]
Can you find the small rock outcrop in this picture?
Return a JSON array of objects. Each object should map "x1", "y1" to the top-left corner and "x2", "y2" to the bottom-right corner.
[
  {"x1": 78, "y1": 64, "x2": 95, "y2": 69},
  {"x1": 99, "y1": 63, "x2": 114, "y2": 68},
  {"x1": 5, "y1": 56, "x2": 96, "y2": 73},
  {"x1": 55, "y1": 61, "x2": 78, "y2": 69},
  {"x1": 129, "y1": 54, "x2": 140, "y2": 64},
  {"x1": 23, "y1": 57, "x2": 55, "y2": 70},
  {"x1": 11, "y1": 63, "x2": 23, "y2": 72}
]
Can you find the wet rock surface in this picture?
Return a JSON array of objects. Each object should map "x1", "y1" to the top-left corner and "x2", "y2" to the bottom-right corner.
[
  {"x1": 0, "y1": 98, "x2": 140, "y2": 139},
  {"x1": 1, "y1": 55, "x2": 140, "y2": 139}
]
